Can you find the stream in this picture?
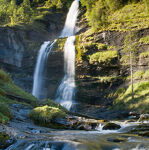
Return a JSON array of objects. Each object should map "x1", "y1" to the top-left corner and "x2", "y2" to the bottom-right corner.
[{"x1": 1, "y1": 104, "x2": 149, "y2": 150}]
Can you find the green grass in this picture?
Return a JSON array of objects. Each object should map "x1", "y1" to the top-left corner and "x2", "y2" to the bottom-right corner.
[
  {"x1": 144, "y1": 70, "x2": 149, "y2": 79},
  {"x1": 89, "y1": 50, "x2": 119, "y2": 65},
  {"x1": 133, "y1": 70, "x2": 144, "y2": 80},
  {"x1": 113, "y1": 81, "x2": 149, "y2": 113},
  {"x1": 139, "y1": 35, "x2": 149, "y2": 44},
  {"x1": 0, "y1": 69, "x2": 38, "y2": 124},
  {"x1": 107, "y1": 2, "x2": 149, "y2": 31},
  {"x1": 29, "y1": 105, "x2": 66, "y2": 128}
]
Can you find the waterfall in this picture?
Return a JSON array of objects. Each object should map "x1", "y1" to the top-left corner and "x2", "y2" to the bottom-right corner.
[
  {"x1": 55, "y1": 0, "x2": 79, "y2": 110},
  {"x1": 32, "y1": 41, "x2": 56, "y2": 99},
  {"x1": 32, "y1": 0, "x2": 79, "y2": 109}
]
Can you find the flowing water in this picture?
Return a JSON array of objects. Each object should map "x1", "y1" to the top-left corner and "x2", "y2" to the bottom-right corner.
[
  {"x1": 55, "y1": 0, "x2": 79, "y2": 110},
  {"x1": 32, "y1": 41, "x2": 56, "y2": 99},
  {"x1": 32, "y1": 0, "x2": 79, "y2": 109}
]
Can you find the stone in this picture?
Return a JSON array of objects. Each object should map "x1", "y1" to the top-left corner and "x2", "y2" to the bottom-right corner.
[
  {"x1": 107, "y1": 137, "x2": 126, "y2": 143},
  {"x1": 103, "y1": 123, "x2": 121, "y2": 130},
  {"x1": 138, "y1": 114, "x2": 149, "y2": 122}
]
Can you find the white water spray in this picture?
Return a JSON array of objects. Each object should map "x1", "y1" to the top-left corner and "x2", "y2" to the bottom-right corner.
[
  {"x1": 32, "y1": 0, "x2": 79, "y2": 108},
  {"x1": 32, "y1": 41, "x2": 56, "y2": 99},
  {"x1": 55, "y1": 0, "x2": 79, "y2": 110}
]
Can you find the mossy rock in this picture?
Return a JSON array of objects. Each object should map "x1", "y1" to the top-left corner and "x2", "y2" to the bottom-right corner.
[
  {"x1": 29, "y1": 105, "x2": 66, "y2": 128},
  {"x1": 103, "y1": 123, "x2": 121, "y2": 130},
  {"x1": 0, "y1": 132, "x2": 15, "y2": 149},
  {"x1": 0, "y1": 132, "x2": 10, "y2": 149}
]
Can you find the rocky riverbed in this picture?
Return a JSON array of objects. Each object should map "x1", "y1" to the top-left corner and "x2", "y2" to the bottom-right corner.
[{"x1": 1, "y1": 103, "x2": 149, "y2": 150}]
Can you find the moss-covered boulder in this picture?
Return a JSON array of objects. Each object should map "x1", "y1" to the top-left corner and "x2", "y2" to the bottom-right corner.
[
  {"x1": 29, "y1": 105, "x2": 66, "y2": 128},
  {"x1": 103, "y1": 123, "x2": 121, "y2": 130}
]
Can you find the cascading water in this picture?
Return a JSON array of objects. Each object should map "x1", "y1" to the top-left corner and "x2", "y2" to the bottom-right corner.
[
  {"x1": 32, "y1": 0, "x2": 79, "y2": 109},
  {"x1": 55, "y1": 0, "x2": 79, "y2": 110},
  {"x1": 32, "y1": 41, "x2": 56, "y2": 99}
]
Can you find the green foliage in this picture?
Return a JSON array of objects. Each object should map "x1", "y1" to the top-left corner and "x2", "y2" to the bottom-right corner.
[
  {"x1": 139, "y1": 35, "x2": 149, "y2": 44},
  {"x1": 0, "y1": 70, "x2": 12, "y2": 83},
  {"x1": 89, "y1": 50, "x2": 119, "y2": 65},
  {"x1": 39, "y1": 99, "x2": 68, "y2": 112},
  {"x1": 143, "y1": 70, "x2": 149, "y2": 79},
  {"x1": 140, "y1": 51, "x2": 149, "y2": 58},
  {"x1": 133, "y1": 70, "x2": 144, "y2": 80},
  {"x1": 114, "y1": 87, "x2": 126, "y2": 98},
  {"x1": 29, "y1": 105, "x2": 66, "y2": 127},
  {"x1": 114, "y1": 81, "x2": 149, "y2": 113},
  {"x1": 0, "y1": 103, "x2": 13, "y2": 119},
  {"x1": 0, "y1": 113, "x2": 9, "y2": 124},
  {"x1": 97, "y1": 43, "x2": 107, "y2": 50},
  {"x1": 0, "y1": 0, "x2": 73, "y2": 26}
]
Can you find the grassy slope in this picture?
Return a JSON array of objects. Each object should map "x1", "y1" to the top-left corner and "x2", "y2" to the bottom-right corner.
[{"x1": 0, "y1": 69, "x2": 37, "y2": 124}]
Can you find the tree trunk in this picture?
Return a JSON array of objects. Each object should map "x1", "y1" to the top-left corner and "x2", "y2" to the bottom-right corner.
[{"x1": 130, "y1": 51, "x2": 134, "y2": 99}]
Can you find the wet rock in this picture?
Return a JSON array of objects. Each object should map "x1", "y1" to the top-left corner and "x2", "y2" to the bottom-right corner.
[
  {"x1": 138, "y1": 114, "x2": 149, "y2": 122},
  {"x1": 77, "y1": 124, "x2": 92, "y2": 131},
  {"x1": 107, "y1": 137, "x2": 126, "y2": 143},
  {"x1": 138, "y1": 131, "x2": 149, "y2": 137},
  {"x1": 103, "y1": 123, "x2": 121, "y2": 130},
  {"x1": 0, "y1": 132, "x2": 16, "y2": 149}
]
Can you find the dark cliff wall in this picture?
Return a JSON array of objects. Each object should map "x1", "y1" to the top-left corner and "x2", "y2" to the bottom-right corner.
[{"x1": 0, "y1": 12, "x2": 65, "y2": 94}]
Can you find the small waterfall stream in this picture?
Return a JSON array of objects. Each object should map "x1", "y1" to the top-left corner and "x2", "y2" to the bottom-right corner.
[{"x1": 32, "y1": 0, "x2": 79, "y2": 110}]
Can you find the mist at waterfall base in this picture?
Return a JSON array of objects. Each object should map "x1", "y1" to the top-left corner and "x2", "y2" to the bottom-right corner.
[
  {"x1": 55, "y1": 0, "x2": 79, "y2": 110},
  {"x1": 32, "y1": 0, "x2": 79, "y2": 110},
  {"x1": 55, "y1": 36, "x2": 76, "y2": 110}
]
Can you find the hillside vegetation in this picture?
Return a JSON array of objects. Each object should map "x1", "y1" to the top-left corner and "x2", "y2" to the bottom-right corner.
[
  {"x1": 0, "y1": 0, "x2": 73, "y2": 27},
  {"x1": 80, "y1": 0, "x2": 149, "y2": 31},
  {"x1": 0, "y1": 69, "x2": 37, "y2": 124}
]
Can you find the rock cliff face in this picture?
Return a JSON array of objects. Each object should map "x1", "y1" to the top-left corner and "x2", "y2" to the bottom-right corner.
[
  {"x1": 0, "y1": 6, "x2": 149, "y2": 114},
  {"x1": 0, "y1": 12, "x2": 65, "y2": 93},
  {"x1": 75, "y1": 27, "x2": 149, "y2": 107}
]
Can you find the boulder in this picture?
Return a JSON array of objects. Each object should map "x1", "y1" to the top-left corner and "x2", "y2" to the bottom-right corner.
[
  {"x1": 138, "y1": 114, "x2": 149, "y2": 122},
  {"x1": 103, "y1": 123, "x2": 121, "y2": 130}
]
